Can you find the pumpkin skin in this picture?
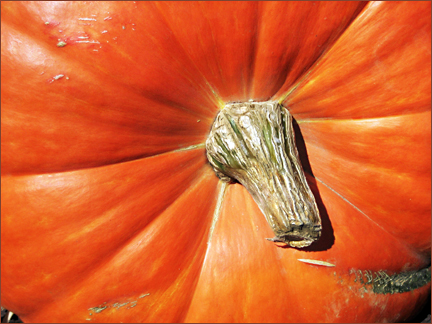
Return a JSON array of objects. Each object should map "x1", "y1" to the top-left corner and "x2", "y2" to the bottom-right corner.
[{"x1": 1, "y1": 1, "x2": 431, "y2": 322}]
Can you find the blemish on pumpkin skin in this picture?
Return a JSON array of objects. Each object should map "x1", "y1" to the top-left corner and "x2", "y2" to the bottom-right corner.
[
  {"x1": 49, "y1": 74, "x2": 65, "y2": 83},
  {"x1": 113, "y1": 302, "x2": 129, "y2": 309},
  {"x1": 87, "y1": 293, "x2": 150, "y2": 318},
  {"x1": 128, "y1": 301, "x2": 138, "y2": 308},
  {"x1": 88, "y1": 306, "x2": 107, "y2": 313},
  {"x1": 350, "y1": 266, "x2": 430, "y2": 295},
  {"x1": 78, "y1": 18, "x2": 97, "y2": 22}
]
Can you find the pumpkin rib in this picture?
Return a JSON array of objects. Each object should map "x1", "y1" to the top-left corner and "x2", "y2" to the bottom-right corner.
[
  {"x1": 184, "y1": 182, "x2": 430, "y2": 322},
  {"x1": 245, "y1": 2, "x2": 261, "y2": 100},
  {"x1": 301, "y1": 174, "x2": 430, "y2": 271},
  {"x1": 151, "y1": 2, "x2": 367, "y2": 104},
  {"x1": 255, "y1": 2, "x2": 369, "y2": 102},
  {"x1": 152, "y1": 1, "x2": 229, "y2": 101},
  {"x1": 196, "y1": 2, "x2": 228, "y2": 102},
  {"x1": 1, "y1": 115, "x2": 210, "y2": 176},
  {"x1": 314, "y1": 176, "x2": 429, "y2": 262},
  {"x1": 296, "y1": 111, "x2": 431, "y2": 124},
  {"x1": 197, "y1": 1, "x2": 260, "y2": 101},
  {"x1": 1, "y1": 3, "x2": 224, "y2": 122},
  {"x1": 2, "y1": 3, "x2": 233, "y2": 175},
  {"x1": 2, "y1": 157, "x2": 219, "y2": 323},
  {"x1": 283, "y1": 1, "x2": 431, "y2": 121},
  {"x1": 2, "y1": 23, "x2": 218, "y2": 175},
  {"x1": 182, "y1": 179, "x2": 228, "y2": 322},
  {"x1": 153, "y1": 2, "x2": 226, "y2": 110},
  {"x1": 151, "y1": 1, "x2": 261, "y2": 102},
  {"x1": 299, "y1": 111, "x2": 431, "y2": 254},
  {"x1": 33, "y1": 167, "x2": 220, "y2": 323},
  {"x1": 272, "y1": 2, "x2": 369, "y2": 104},
  {"x1": 194, "y1": 2, "x2": 227, "y2": 102},
  {"x1": 274, "y1": 2, "x2": 368, "y2": 106},
  {"x1": 0, "y1": 149, "x2": 212, "y2": 319},
  {"x1": 185, "y1": 183, "x2": 294, "y2": 323},
  {"x1": 83, "y1": 162, "x2": 214, "y2": 267},
  {"x1": 298, "y1": 112, "x2": 431, "y2": 181},
  {"x1": 0, "y1": 21, "x2": 214, "y2": 121}
]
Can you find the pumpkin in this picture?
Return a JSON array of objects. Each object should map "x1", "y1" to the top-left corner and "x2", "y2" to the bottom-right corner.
[{"x1": 1, "y1": 1, "x2": 430, "y2": 322}]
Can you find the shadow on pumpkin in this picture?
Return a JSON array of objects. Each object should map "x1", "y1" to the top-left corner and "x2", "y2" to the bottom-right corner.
[{"x1": 286, "y1": 119, "x2": 335, "y2": 252}]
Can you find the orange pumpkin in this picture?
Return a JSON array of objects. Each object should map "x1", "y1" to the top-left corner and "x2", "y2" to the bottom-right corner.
[{"x1": 1, "y1": 1, "x2": 430, "y2": 323}]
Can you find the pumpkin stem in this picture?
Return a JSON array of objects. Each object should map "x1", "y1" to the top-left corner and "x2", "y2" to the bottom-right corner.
[{"x1": 206, "y1": 101, "x2": 321, "y2": 248}]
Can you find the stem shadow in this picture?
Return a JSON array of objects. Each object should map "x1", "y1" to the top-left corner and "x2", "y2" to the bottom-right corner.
[{"x1": 291, "y1": 119, "x2": 335, "y2": 252}]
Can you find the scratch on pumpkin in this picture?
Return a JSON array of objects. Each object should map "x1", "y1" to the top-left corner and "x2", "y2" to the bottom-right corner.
[
  {"x1": 297, "y1": 259, "x2": 336, "y2": 267},
  {"x1": 87, "y1": 293, "x2": 150, "y2": 319}
]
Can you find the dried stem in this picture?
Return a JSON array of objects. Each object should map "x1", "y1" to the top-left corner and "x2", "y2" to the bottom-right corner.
[{"x1": 206, "y1": 101, "x2": 321, "y2": 248}]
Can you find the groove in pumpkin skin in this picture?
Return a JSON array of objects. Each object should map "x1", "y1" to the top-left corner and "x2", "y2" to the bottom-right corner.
[
  {"x1": 127, "y1": 143, "x2": 208, "y2": 165},
  {"x1": 273, "y1": 3, "x2": 369, "y2": 105},
  {"x1": 295, "y1": 111, "x2": 431, "y2": 124},
  {"x1": 198, "y1": 2, "x2": 260, "y2": 100},
  {"x1": 206, "y1": 181, "x2": 228, "y2": 246},
  {"x1": 313, "y1": 176, "x2": 429, "y2": 263},
  {"x1": 245, "y1": 2, "x2": 261, "y2": 100},
  {"x1": 184, "y1": 184, "x2": 295, "y2": 323},
  {"x1": 148, "y1": 2, "x2": 226, "y2": 110},
  {"x1": 273, "y1": 4, "x2": 362, "y2": 104},
  {"x1": 279, "y1": 2, "x2": 431, "y2": 122},
  {"x1": 172, "y1": 143, "x2": 206, "y2": 153},
  {"x1": 153, "y1": 2, "x2": 226, "y2": 110},
  {"x1": 197, "y1": 2, "x2": 227, "y2": 101},
  {"x1": 275, "y1": 68, "x2": 314, "y2": 105},
  {"x1": 301, "y1": 115, "x2": 431, "y2": 255}
]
